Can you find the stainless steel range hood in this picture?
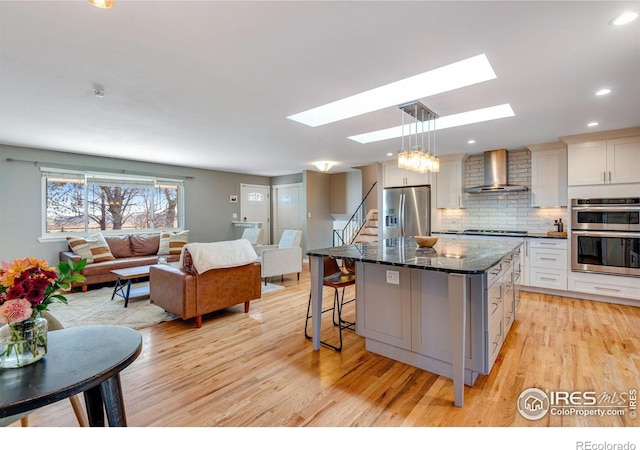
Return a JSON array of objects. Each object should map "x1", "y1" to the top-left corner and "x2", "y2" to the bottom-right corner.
[{"x1": 464, "y1": 149, "x2": 528, "y2": 193}]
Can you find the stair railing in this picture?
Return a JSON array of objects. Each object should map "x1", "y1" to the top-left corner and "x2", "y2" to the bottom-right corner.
[{"x1": 333, "y1": 181, "x2": 377, "y2": 246}]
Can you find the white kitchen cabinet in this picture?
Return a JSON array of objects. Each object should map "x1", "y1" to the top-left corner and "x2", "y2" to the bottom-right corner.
[
  {"x1": 567, "y1": 136, "x2": 640, "y2": 186},
  {"x1": 568, "y1": 271, "x2": 640, "y2": 302},
  {"x1": 383, "y1": 162, "x2": 431, "y2": 187},
  {"x1": 528, "y1": 143, "x2": 567, "y2": 207},
  {"x1": 606, "y1": 136, "x2": 640, "y2": 184},
  {"x1": 524, "y1": 238, "x2": 567, "y2": 290},
  {"x1": 436, "y1": 153, "x2": 466, "y2": 209}
]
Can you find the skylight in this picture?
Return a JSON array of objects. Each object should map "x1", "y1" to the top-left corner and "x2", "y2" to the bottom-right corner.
[
  {"x1": 348, "y1": 104, "x2": 515, "y2": 144},
  {"x1": 287, "y1": 54, "x2": 497, "y2": 127}
]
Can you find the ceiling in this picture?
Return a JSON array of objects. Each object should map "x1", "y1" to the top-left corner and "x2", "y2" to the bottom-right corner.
[{"x1": 1, "y1": 1, "x2": 639, "y2": 177}]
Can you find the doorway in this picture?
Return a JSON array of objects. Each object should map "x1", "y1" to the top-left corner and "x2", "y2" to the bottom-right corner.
[
  {"x1": 240, "y1": 184, "x2": 271, "y2": 245},
  {"x1": 272, "y1": 183, "x2": 305, "y2": 249}
]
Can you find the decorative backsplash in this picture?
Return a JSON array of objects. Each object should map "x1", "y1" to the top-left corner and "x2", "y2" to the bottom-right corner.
[{"x1": 438, "y1": 149, "x2": 568, "y2": 233}]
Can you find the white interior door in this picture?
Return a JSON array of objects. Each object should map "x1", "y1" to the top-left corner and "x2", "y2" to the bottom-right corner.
[
  {"x1": 273, "y1": 183, "x2": 304, "y2": 246},
  {"x1": 240, "y1": 184, "x2": 271, "y2": 244}
]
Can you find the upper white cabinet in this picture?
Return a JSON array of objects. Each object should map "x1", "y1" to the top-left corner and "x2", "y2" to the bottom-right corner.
[
  {"x1": 567, "y1": 136, "x2": 640, "y2": 186},
  {"x1": 383, "y1": 161, "x2": 431, "y2": 187},
  {"x1": 436, "y1": 153, "x2": 466, "y2": 209},
  {"x1": 528, "y1": 143, "x2": 567, "y2": 207},
  {"x1": 606, "y1": 136, "x2": 640, "y2": 184}
]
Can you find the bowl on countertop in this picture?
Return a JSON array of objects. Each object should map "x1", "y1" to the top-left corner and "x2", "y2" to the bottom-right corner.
[{"x1": 415, "y1": 236, "x2": 438, "y2": 248}]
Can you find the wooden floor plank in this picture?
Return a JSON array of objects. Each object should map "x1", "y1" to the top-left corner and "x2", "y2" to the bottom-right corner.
[{"x1": 10, "y1": 263, "x2": 640, "y2": 427}]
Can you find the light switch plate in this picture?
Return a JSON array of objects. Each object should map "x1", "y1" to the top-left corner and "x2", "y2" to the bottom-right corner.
[{"x1": 386, "y1": 270, "x2": 399, "y2": 285}]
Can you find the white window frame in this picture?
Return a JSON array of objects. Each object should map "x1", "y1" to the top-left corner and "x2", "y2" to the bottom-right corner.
[{"x1": 40, "y1": 167, "x2": 185, "y2": 238}]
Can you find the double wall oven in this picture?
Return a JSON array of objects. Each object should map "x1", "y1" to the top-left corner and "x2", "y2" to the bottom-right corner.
[{"x1": 571, "y1": 197, "x2": 640, "y2": 277}]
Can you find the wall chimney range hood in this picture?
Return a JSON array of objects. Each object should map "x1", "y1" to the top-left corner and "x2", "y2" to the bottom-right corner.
[{"x1": 464, "y1": 149, "x2": 528, "y2": 193}]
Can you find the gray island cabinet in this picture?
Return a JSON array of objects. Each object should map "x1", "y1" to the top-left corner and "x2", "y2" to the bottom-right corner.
[{"x1": 307, "y1": 236, "x2": 523, "y2": 407}]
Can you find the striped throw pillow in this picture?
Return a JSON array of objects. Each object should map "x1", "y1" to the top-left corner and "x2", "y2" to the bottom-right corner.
[
  {"x1": 158, "y1": 230, "x2": 189, "y2": 256},
  {"x1": 88, "y1": 233, "x2": 116, "y2": 263},
  {"x1": 66, "y1": 233, "x2": 115, "y2": 263},
  {"x1": 66, "y1": 236, "x2": 94, "y2": 263}
]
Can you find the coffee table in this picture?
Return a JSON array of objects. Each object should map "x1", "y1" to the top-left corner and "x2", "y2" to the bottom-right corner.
[{"x1": 110, "y1": 265, "x2": 153, "y2": 307}]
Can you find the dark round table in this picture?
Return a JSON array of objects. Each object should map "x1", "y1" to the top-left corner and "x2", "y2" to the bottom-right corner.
[{"x1": 0, "y1": 325, "x2": 142, "y2": 427}]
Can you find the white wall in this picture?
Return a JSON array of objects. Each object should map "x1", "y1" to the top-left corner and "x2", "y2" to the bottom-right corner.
[{"x1": 303, "y1": 170, "x2": 333, "y2": 252}]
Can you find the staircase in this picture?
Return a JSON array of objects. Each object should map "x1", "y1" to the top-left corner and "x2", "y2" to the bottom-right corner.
[
  {"x1": 353, "y1": 209, "x2": 379, "y2": 243},
  {"x1": 333, "y1": 182, "x2": 379, "y2": 246}
]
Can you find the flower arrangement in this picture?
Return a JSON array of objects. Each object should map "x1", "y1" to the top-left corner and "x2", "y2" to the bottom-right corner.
[{"x1": 0, "y1": 257, "x2": 86, "y2": 368}]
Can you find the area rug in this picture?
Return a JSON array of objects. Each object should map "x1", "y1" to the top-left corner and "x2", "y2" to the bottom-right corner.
[{"x1": 47, "y1": 281, "x2": 285, "y2": 330}]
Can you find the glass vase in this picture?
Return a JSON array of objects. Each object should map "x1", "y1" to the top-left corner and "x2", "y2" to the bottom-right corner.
[{"x1": 0, "y1": 316, "x2": 48, "y2": 369}]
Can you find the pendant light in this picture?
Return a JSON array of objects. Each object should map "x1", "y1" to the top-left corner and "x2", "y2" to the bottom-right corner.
[{"x1": 397, "y1": 101, "x2": 439, "y2": 174}]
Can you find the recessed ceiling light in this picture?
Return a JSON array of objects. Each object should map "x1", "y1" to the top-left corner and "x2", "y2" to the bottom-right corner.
[
  {"x1": 596, "y1": 88, "x2": 611, "y2": 96},
  {"x1": 88, "y1": 0, "x2": 114, "y2": 8},
  {"x1": 611, "y1": 11, "x2": 638, "y2": 26},
  {"x1": 588, "y1": 122, "x2": 600, "y2": 127},
  {"x1": 467, "y1": 140, "x2": 476, "y2": 144},
  {"x1": 287, "y1": 54, "x2": 497, "y2": 127},
  {"x1": 386, "y1": 152, "x2": 394, "y2": 156},
  {"x1": 348, "y1": 104, "x2": 515, "y2": 144}
]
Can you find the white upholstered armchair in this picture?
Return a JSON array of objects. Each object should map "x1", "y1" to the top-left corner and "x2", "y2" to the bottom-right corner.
[
  {"x1": 260, "y1": 229, "x2": 303, "y2": 285},
  {"x1": 241, "y1": 228, "x2": 264, "y2": 248}
]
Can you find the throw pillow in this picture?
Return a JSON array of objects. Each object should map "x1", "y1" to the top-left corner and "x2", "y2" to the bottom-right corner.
[
  {"x1": 130, "y1": 233, "x2": 160, "y2": 256},
  {"x1": 66, "y1": 236, "x2": 95, "y2": 263},
  {"x1": 66, "y1": 233, "x2": 115, "y2": 263},
  {"x1": 104, "y1": 235, "x2": 133, "y2": 258},
  {"x1": 88, "y1": 233, "x2": 116, "y2": 263},
  {"x1": 158, "y1": 230, "x2": 189, "y2": 255}
]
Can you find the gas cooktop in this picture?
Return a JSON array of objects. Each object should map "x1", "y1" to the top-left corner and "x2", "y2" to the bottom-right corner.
[{"x1": 463, "y1": 229, "x2": 528, "y2": 236}]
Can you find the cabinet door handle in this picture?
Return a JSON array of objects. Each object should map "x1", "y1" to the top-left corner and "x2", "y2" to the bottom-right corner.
[
  {"x1": 604, "y1": 171, "x2": 607, "y2": 184},
  {"x1": 609, "y1": 171, "x2": 612, "y2": 183},
  {"x1": 595, "y1": 286, "x2": 621, "y2": 293}
]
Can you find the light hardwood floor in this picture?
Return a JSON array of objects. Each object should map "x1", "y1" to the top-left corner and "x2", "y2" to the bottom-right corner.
[{"x1": 11, "y1": 262, "x2": 640, "y2": 427}]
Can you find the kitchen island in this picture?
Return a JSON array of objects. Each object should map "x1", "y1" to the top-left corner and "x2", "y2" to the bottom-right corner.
[{"x1": 307, "y1": 236, "x2": 523, "y2": 407}]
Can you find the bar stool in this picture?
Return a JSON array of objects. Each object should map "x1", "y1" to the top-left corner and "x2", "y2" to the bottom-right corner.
[{"x1": 304, "y1": 257, "x2": 356, "y2": 352}]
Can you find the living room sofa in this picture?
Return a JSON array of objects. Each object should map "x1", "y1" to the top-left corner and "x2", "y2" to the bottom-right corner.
[
  {"x1": 59, "y1": 232, "x2": 186, "y2": 291},
  {"x1": 149, "y1": 241, "x2": 262, "y2": 328}
]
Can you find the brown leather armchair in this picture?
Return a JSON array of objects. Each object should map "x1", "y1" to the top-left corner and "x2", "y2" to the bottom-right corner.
[{"x1": 149, "y1": 253, "x2": 261, "y2": 328}]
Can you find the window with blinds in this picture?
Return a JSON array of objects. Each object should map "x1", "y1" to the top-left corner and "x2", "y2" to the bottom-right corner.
[{"x1": 41, "y1": 168, "x2": 184, "y2": 235}]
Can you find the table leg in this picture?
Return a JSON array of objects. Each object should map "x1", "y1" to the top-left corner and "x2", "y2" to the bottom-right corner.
[
  {"x1": 111, "y1": 278, "x2": 122, "y2": 301},
  {"x1": 448, "y1": 273, "x2": 468, "y2": 408},
  {"x1": 123, "y1": 280, "x2": 132, "y2": 308},
  {"x1": 101, "y1": 374, "x2": 128, "y2": 427},
  {"x1": 83, "y1": 385, "x2": 105, "y2": 426},
  {"x1": 310, "y1": 255, "x2": 324, "y2": 351}
]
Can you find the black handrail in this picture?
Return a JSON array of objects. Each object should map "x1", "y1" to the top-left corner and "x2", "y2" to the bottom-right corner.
[{"x1": 334, "y1": 181, "x2": 377, "y2": 246}]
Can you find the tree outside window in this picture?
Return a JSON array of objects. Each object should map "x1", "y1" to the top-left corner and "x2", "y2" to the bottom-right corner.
[{"x1": 42, "y1": 170, "x2": 184, "y2": 235}]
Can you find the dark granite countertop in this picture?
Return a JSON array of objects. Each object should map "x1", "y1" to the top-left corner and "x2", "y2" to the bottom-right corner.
[
  {"x1": 433, "y1": 230, "x2": 567, "y2": 239},
  {"x1": 306, "y1": 236, "x2": 523, "y2": 274}
]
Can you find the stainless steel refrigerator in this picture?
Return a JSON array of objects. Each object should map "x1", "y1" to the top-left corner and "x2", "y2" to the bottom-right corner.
[{"x1": 382, "y1": 185, "x2": 431, "y2": 239}]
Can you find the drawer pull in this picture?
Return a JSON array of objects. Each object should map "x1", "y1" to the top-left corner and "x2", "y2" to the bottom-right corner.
[
  {"x1": 540, "y1": 276, "x2": 556, "y2": 281},
  {"x1": 539, "y1": 257, "x2": 557, "y2": 261},
  {"x1": 594, "y1": 286, "x2": 621, "y2": 293}
]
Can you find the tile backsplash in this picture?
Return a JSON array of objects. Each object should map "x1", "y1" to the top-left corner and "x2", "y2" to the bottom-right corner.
[{"x1": 438, "y1": 149, "x2": 567, "y2": 232}]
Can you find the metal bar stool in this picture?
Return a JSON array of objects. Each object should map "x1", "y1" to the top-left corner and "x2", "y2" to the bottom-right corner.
[{"x1": 304, "y1": 257, "x2": 356, "y2": 352}]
